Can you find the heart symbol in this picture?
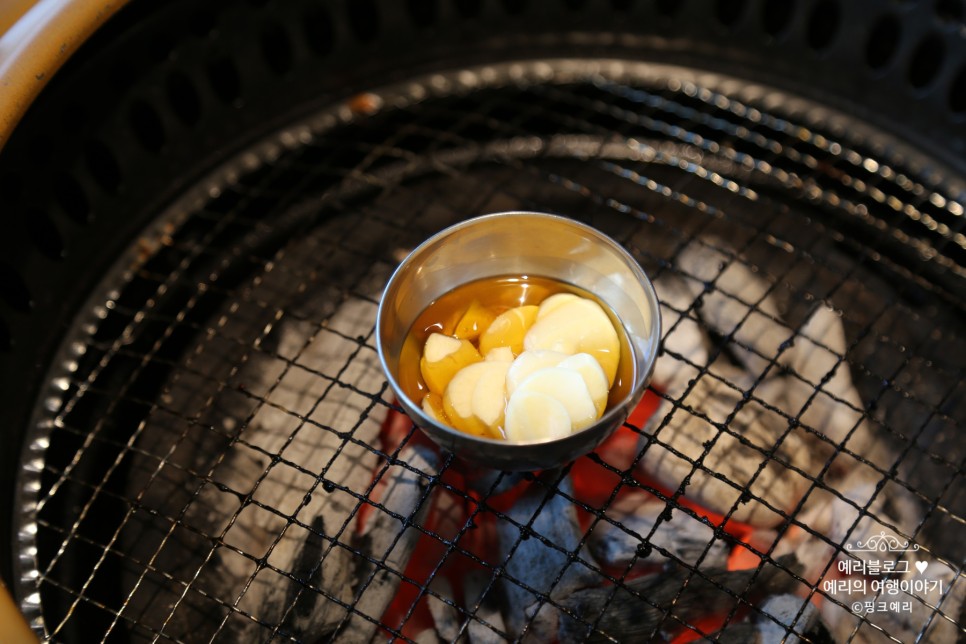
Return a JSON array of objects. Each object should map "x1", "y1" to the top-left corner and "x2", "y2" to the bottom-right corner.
[{"x1": 915, "y1": 561, "x2": 928, "y2": 574}]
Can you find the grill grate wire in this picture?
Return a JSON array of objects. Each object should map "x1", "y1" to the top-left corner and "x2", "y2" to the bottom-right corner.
[{"x1": 13, "y1": 63, "x2": 966, "y2": 643}]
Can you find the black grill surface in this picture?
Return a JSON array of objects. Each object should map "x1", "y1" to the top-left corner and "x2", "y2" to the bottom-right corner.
[{"x1": 13, "y1": 63, "x2": 966, "y2": 643}]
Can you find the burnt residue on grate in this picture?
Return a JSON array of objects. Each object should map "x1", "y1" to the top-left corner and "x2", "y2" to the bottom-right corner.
[{"x1": 15, "y1": 64, "x2": 966, "y2": 642}]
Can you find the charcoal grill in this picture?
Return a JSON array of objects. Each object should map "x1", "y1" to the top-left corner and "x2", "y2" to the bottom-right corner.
[{"x1": 1, "y1": 1, "x2": 965, "y2": 642}]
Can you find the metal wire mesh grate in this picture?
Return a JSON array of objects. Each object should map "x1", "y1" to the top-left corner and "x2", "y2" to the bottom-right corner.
[{"x1": 14, "y1": 61, "x2": 966, "y2": 643}]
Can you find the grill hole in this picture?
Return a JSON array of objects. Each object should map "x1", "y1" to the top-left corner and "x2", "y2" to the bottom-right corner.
[
  {"x1": 146, "y1": 34, "x2": 174, "y2": 65},
  {"x1": 611, "y1": 0, "x2": 633, "y2": 10},
  {"x1": 24, "y1": 134, "x2": 52, "y2": 167},
  {"x1": 166, "y1": 72, "x2": 202, "y2": 126},
  {"x1": 53, "y1": 173, "x2": 90, "y2": 224},
  {"x1": 25, "y1": 208, "x2": 66, "y2": 260},
  {"x1": 564, "y1": 0, "x2": 588, "y2": 10},
  {"x1": 188, "y1": 9, "x2": 216, "y2": 37},
  {"x1": 260, "y1": 22, "x2": 294, "y2": 75},
  {"x1": 303, "y1": 7, "x2": 335, "y2": 54},
  {"x1": 949, "y1": 65, "x2": 966, "y2": 113},
  {"x1": 206, "y1": 57, "x2": 242, "y2": 103},
  {"x1": 347, "y1": 0, "x2": 379, "y2": 41},
  {"x1": 61, "y1": 102, "x2": 88, "y2": 131},
  {"x1": 84, "y1": 140, "x2": 122, "y2": 192},
  {"x1": 935, "y1": 0, "x2": 964, "y2": 24},
  {"x1": 866, "y1": 14, "x2": 901, "y2": 69},
  {"x1": 655, "y1": 0, "x2": 682, "y2": 16},
  {"x1": 762, "y1": 0, "x2": 795, "y2": 37},
  {"x1": 0, "y1": 171, "x2": 21, "y2": 204},
  {"x1": 806, "y1": 0, "x2": 839, "y2": 51},
  {"x1": 454, "y1": 0, "x2": 482, "y2": 17},
  {"x1": 128, "y1": 100, "x2": 166, "y2": 152},
  {"x1": 0, "y1": 262, "x2": 32, "y2": 312},
  {"x1": 501, "y1": 0, "x2": 526, "y2": 14},
  {"x1": 408, "y1": 0, "x2": 437, "y2": 25},
  {"x1": 907, "y1": 33, "x2": 946, "y2": 89},
  {"x1": 107, "y1": 59, "x2": 136, "y2": 92},
  {"x1": 715, "y1": 0, "x2": 747, "y2": 27},
  {"x1": 0, "y1": 317, "x2": 10, "y2": 351}
]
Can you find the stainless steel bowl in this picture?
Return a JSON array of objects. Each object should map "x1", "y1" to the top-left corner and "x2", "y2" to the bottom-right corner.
[{"x1": 376, "y1": 212, "x2": 661, "y2": 471}]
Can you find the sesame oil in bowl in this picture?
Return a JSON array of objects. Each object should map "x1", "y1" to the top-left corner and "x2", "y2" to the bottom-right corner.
[{"x1": 396, "y1": 274, "x2": 636, "y2": 443}]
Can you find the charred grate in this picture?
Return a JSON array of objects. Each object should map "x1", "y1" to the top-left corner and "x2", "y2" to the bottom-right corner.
[{"x1": 13, "y1": 61, "x2": 966, "y2": 643}]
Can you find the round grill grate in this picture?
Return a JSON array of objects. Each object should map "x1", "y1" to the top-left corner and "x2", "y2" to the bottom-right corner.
[{"x1": 14, "y1": 62, "x2": 966, "y2": 643}]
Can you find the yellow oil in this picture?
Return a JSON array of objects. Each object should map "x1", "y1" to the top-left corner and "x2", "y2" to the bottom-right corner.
[{"x1": 398, "y1": 275, "x2": 634, "y2": 437}]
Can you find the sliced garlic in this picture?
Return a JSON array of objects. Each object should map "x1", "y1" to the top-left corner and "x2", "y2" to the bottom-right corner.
[
  {"x1": 454, "y1": 300, "x2": 496, "y2": 341},
  {"x1": 505, "y1": 349, "x2": 570, "y2": 396},
  {"x1": 512, "y1": 367, "x2": 598, "y2": 431},
  {"x1": 420, "y1": 292, "x2": 621, "y2": 443},
  {"x1": 424, "y1": 332, "x2": 462, "y2": 362},
  {"x1": 504, "y1": 390, "x2": 572, "y2": 442},
  {"x1": 534, "y1": 292, "x2": 581, "y2": 320},
  {"x1": 472, "y1": 362, "x2": 510, "y2": 429},
  {"x1": 443, "y1": 360, "x2": 510, "y2": 438},
  {"x1": 524, "y1": 296, "x2": 620, "y2": 386},
  {"x1": 420, "y1": 333, "x2": 482, "y2": 395},
  {"x1": 558, "y1": 353, "x2": 609, "y2": 417},
  {"x1": 485, "y1": 346, "x2": 515, "y2": 362},
  {"x1": 478, "y1": 305, "x2": 539, "y2": 356}
]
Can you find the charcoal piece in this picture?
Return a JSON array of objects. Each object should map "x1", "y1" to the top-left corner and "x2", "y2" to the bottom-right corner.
[
  {"x1": 335, "y1": 442, "x2": 440, "y2": 643},
  {"x1": 460, "y1": 465, "x2": 526, "y2": 497},
  {"x1": 588, "y1": 490, "x2": 729, "y2": 570},
  {"x1": 640, "y1": 376, "x2": 814, "y2": 527},
  {"x1": 674, "y1": 237, "x2": 789, "y2": 383},
  {"x1": 496, "y1": 472, "x2": 597, "y2": 641},
  {"x1": 755, "y1": 593, "x2": 821, "y2": 643},
  {"x1": 557, "y1": 555, "x2": 804, "y2": 642},
  {"x1": 427, "y1": 577, "x2": 462, "y2": 643},
  {"x1": 708, "y1": 604, "x2": 834, "y2": 644},
  {"x1": 464, "y1": 569, "x2": 507, "y2": 644}
]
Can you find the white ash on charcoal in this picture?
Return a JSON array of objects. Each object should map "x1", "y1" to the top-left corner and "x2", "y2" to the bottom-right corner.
[
  {"x1": 755, "y1": 594, "x2": 826, "y2": 643},
  {"x1": 650, "y1": 272, "x2": 708, "y2": 398},
  {"x1": 639, "y1": 238, "x2": 891, "y2": 527},
  {"x1": 641, "y1": 249, "x2": 814, "y2": 526},
  {"x1": 765, "y1": 457, "x2": 923, "y2": 584},
  {"x1": 122, "y1": 293, "x2": 390, "y2": 640},
  {"x1": 636, "y1": 236, "x2": 966, "y2": 641},
  {"x1": 111, "y1": 248, "x2": 397, "y2": 639},
  {"x1": 773, "y1": 302, "x2": 873, "y2": 462},
  {"x1": 640, "y1": 372, "x2": 815, "y2": 526},
  {"x1": 496, "y1": 472, "x2": 598, "y2": 641},
  {"x1": 710, "y1": 594, "x2": 830, "y2": 644},
  {"x1": 556, "y1": 555, "x2": 805, "y2": 642},
  {"x1": 411, "y1": 629, "x2": 441, "y2": 644},
  {"x1": 425, "y1": 577, "x2": 462, "y2": 644},
  {"x1": 217, "y1": 295, "x2": 390, "y2": 639},
  {"x1": 672, "y1": 238, "x2": 790, "y2": 385},
  {"x1": 587, "y1": 490, "x2": 731, "y2": 570},
  {"x1": 670, "y1": 236, "x2": 868, "y2": 433},
  {"x1": 824, "y1": 463, "x2": 921, "y2": 568},
  {"x1": 334, "y1": 442, "x2": 440, "y2": 643},
  {"x1": 464, "y1": 569, "x2": 508, "y2": 644}
]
